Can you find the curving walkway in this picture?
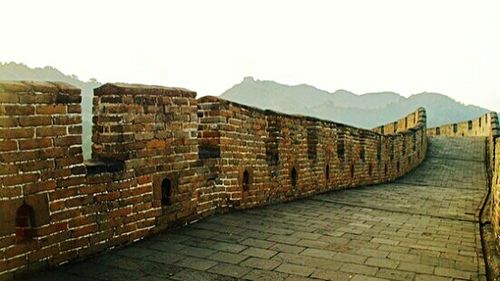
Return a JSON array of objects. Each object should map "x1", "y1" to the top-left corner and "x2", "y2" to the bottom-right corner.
[{"x1": 29, "y1": 137, "x2": 489, "y2": 281}]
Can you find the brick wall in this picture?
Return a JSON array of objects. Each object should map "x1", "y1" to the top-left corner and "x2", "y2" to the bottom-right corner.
[
  {"x1": 373, "y1": 109, "x2": 419, "y2": 135},
  {"x1": 427, "y1": 112, "x2": 500, "y2": 253},
  {"x1": 427, "y1": 113, "x2": 499, "y2": 174},
  {"x1": 0, "y1": 81, "x2": 85, "y2": 277},
  {"x1": 198, "y1": 97, "x2": 427, "y2": 209},
  {"x1": 493, "y1": 141, "x2": 500, "y2": 251},
  {"x1": 0, "y1": 81, "x2": 428, "y2": 279}
]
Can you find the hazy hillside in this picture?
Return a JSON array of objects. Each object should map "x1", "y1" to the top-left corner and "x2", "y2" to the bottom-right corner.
[
  {"x1": 0, "y1": 62, "x2": 100, "y2": 159},
  {"x1": 222, "y1": 77, "x2": 490, "y2": 128}
]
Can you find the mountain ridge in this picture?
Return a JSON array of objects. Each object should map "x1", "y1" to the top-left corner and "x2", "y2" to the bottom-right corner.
[{"x1": 221, "y1": 77, "x2": 490, "y2": 128}]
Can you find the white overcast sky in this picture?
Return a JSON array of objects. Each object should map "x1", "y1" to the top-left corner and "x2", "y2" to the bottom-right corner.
[{"x1": 1, "y1": 0, "x2": 499, "y2": 110}]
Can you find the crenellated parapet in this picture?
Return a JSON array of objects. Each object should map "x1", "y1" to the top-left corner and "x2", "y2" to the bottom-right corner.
[
  {"x1": 0, "y1": 81, "x2": 428, "y2": 279},
  {"x1": 427, "y1": 112, "x2": 499, "y2": 173},
  {"x1": 198, "y1": 98, "x2": 427, "y2": 208},
  {"x1": 427, "y1": 112, "x2": 499, "y2": 138},
  {"x1": 373, "y1": 107, "x2": 426, "y2": 135}
]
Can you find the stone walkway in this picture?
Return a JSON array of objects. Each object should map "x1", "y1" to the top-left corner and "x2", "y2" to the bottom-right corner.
[{"x1": 29, "y1": 137, "x2": 489, "y2": 281}]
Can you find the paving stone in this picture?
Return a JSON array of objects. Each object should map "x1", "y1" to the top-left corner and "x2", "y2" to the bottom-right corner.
[
  {"x1": 109, "y1": 257, "x2": 183, "y2": 278},
  {"x1": 350, "y1": 275, "x2": 390, "y2": 281},
  {"x1": 272, "y1": 252, "x2": 343, "y2": 271},
  {"x1": 268, "y1": 235, "x2": 302, "y2": 245},
  {"x1": 397, "y1": 262, "x2": 434, "y2": 274},
  {"x1": 387, "y1": 252, "x2": 420, "y2": 263},
  {"x1": 296, "y1": 239, "x2": 330, "y2": 249},
  {"x1": 270, "y1": 243, "x2": 306, "y2": 254},
  {"x1": 241, "y1": 247, "x2": 278, "y2": 259},
  {"x1": 98, "y1": 268, "x2": 146, "y2": 281},
  {"x1": 208, "y1": 263, "x2": 252, "y2": 278},
  {"x1": 414, "y1": 274, "x2": 452, "y2": 281},
  {"x1": 356, "y1": 249, "x2": 389, "y2": 258},
  {"x1": 285, "y1": 275, "x2": 319, "y2": 281},
  {"x1": 311, "y1": 269, "x2": 353, "y2": 280},
  {"x1": 371, "y1": 238, "x2": 399, "y2": 246},
  {"x1": 378, "y1": 245, "x2": 410, "y2": 254},
  {"x1": 334, "y1": 252, "x2": 368, "y2": 264},
  {"x1": 31, "y1": 272, "x2": 96, "y2": 281},
  {"x1": 241, "y1": 257, "x2": 282, "y2": 270},
  {"x1": 208, "y1": 251, "x2": 248, "y2": 264},
  {"x1": 243, "y1": 269, "x2": 289, "y2": 281},
  {"x1": 242, "y1": 238, "x2": 275, "y2": 249},
  {"x1": 291, "y1": 232, "x2": 323, "y2": 240},
  {"x1": 375, "y1": 268, "x2": 415, "y2": 281},
  {"x1": 301, "y1": 248, "x2": 336, "y2": 260},
  {"x1": 114, "y1": 246, "x2": 157, "y2": 259},
  {"x1": 143, "y1": 241, "x2": 186, "y2": 252},
  {"x1": 210, "y1": 241, "x2": 248, "y2": 253},
  {"x1": 434, "y1": 267, "x2": 472, "y2": 279},
  {"x1": 276, "y1": 263, "x2": 315, "y2": 277},
  {"x1": 340, "y1": 263, "x2": 378, "y2": 276},
  {"x1": 176, "y1": 257, "x2": 218, "y2": 271},
  {"x1": 64, "y1": 263, "x2": 110, "y2": 279},
  {"x1": 180, "y1": 246, "x2": 217, "y2": 258},
  {"x1": 365, "y1": 257, "x2": 399, "y2": 269},
  {"x1": 171, "y1": 268, "x2": 238, "y2": 281}
]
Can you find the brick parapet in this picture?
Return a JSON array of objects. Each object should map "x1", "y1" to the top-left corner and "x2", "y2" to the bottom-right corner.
[
  {"x1": 197, "y1": 96, "x2": 427, "y2": 209},
  {"x1": 427, "y1": 112, "x2": 497, "y2": 138},
  {"x1": 0, "y1": 81, "x2": 428, "y2": 279}
]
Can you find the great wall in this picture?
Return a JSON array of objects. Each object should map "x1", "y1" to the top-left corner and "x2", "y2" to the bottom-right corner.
[{"x1": 0, "y1": 80, "x2": 499, "y2": 280}]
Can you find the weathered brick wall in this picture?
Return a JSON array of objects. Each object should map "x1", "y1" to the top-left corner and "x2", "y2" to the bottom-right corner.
[
  {"x1": 427, "y1": 113, "x2": 500, "y2": 252},
  {"x1": 493, "y1": 140, "x2": 500, "y2": 250},
  {"x1": 373, "y1": 109, "x2": 419, "y2": 135},
  {"x1": 0, "y1": 82, "x2": 209, "y2": 280},
  {"x1": 91, "y1": 83, "x2": 206, "y2": 223},
  {"x1": 427, "y1": 113, "x2": 499, "y2": 173},
  {"x1": 198, "y1": 97, "x2": 427, "y2": 209},
  {"x1": 427, "y1": 113, "x2": 498, "y2": 138},
  {"x1": 0, "y1": 81, "x2": 86, "y2": 277},
  {"x1": 0, "y1": 81, "x2": 427, "y2": 279}
]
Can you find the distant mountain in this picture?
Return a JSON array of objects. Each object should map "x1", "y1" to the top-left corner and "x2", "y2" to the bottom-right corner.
[
  {"x1": 221, "y1": 77, "x2": 490, "y2": 128},
  {"x1": 0, "y1": 62, "x2": 100, "y2": 159}
]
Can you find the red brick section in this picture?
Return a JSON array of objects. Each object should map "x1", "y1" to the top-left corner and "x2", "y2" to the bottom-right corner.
[
  {"x1": 198, "y1": 96, "x2": 427, "y2": 209},
  {"x1": 0, "y1": 81, "x2": 84, "y2": 279},
  {"x1": 0, "y1": 81, "x2": 428, "y2": 280}
]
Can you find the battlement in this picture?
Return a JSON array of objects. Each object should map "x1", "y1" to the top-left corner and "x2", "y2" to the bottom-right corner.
[
  {"x1": 427, "y1": 112, "x2": 499, "y2": 175},
  {"x1": 427, "y1": 112, "x2": 499, "y2": 138},
  {"x1": 0, "y1": 81, "x2": 427, "y2": 279},
  {"x1": 373, "y1": 107, "x2": 426, "y2": 135}
]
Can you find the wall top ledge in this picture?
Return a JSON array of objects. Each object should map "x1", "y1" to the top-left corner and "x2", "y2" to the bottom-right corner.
[
  {"x1": 0, "y1": 80, "x2": 79, "y2": 94},
  {"x1": 94, "y1": 83, "x2": 196, "y2": 98},
  {"x1": 199, "y1": 95, "x2": 426, "y2": 137}
]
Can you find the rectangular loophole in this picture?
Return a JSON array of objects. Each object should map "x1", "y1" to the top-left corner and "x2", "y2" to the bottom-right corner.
[
  {"x1": 307, "y1": 127, "x2": 318, "y2": 160},
  {"x1": 199, "y1": 145, "x2": 221, "y2": 159}
]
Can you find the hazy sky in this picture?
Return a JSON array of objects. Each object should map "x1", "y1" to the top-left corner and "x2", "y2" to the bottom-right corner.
[{"x1": 1, "y1": 0, "x2": 499, "y2": 110}]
